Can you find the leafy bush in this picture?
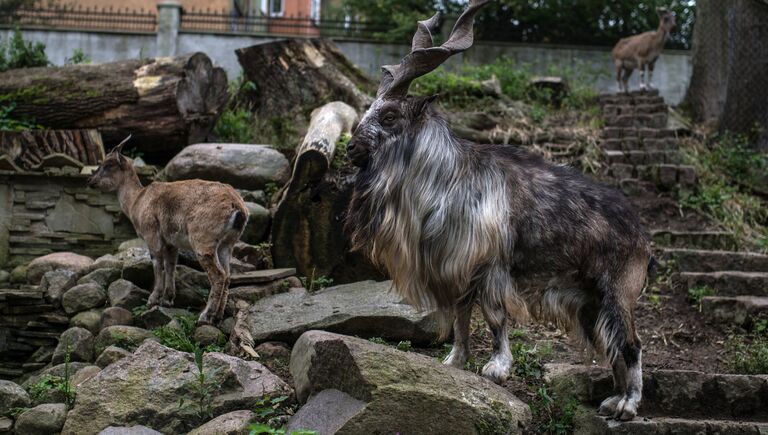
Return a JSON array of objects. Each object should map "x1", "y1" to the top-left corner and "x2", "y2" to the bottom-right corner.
[
  {"x1": 152, "y1": 315, "x2": 225, "y2": 354},
  {"x1": 0, "y1": 28, "x2": 48, "y2": 72},
  {"x1": 727, "y1": 334, "x2": 768, "y2": 374},
  {"x1": 0, "y1": 102, "x2": 40, "y2": 131},
  {"x1": 213, "y1": 108, "x2": 256, "y2": 143},
  {"x1": 66, "y1": 48, "x2": 91, "y2": 65}
]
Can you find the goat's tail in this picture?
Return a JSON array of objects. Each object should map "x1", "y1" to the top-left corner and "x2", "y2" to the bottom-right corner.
[{"x1": 230, "y1": 209, "x2": 247, "y2": 232}]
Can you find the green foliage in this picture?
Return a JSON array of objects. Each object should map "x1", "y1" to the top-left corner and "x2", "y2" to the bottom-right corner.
[
  {"x1": 531, "y1": 386, "x2": 579, "y2": 435},
  {"x1": 334, "y1": 0, "x2": 452, "y2": 44},
  {"x1": 29, "y1": 342, "x2": 75, "y2": 407},
  {"x1": 108, "y1": 331, "x2": 140, "y2": 353},
  {"x1": 396, "y1": 340, "x2": 413, "y2": 352},
  {"x1": 510, "y1": 341, "x2": 545, "y2": 381},
  {"x1": 179, "y1": 347, "x2": 221, "y2": 421},
  {"x1": 152, "y1": 315, "x2": 197, "y2": 353},
  {"x1": 66, "y1": 48, "x2": 91, "y2": 65},
  {"x1": 214, "y1": 108, "x2": 256, "y2": 143},
  {"x1": 0, "y1": 102, "x2": 40, "y2": 131},
  {"x1": 131, "y1": 304, "x2": 149, "y2": 318},
  {"x1": 332, "y1": 133, "x2": 351, "y2": 170},
  {"x1": 687, "y1": 286, "x2": 715, "y2": 312},
  {"x1": 7, "y1": 407, "x2": 28, "y2": 418},
  {"x1": 368, "y1": 336, "x2": 387, "y2": 345},
  {"x1": 0, "y1": 28, "x2": 48, "y2": 72},
  {"x1": 249, "y1": 395, "x2": 316, "y2": 435},
  {"x1": 300, "y1": 269, "x2": 333, "y2": 292},
  {"x1": 726, "y1": 327, "x2": 768, "y2": 374},
  {"x1": 647, "y1": 293, "x2": 662, "y2": 312},
  {"x1": 680, "y1": 133, "x2": 768, "y2": 251}
]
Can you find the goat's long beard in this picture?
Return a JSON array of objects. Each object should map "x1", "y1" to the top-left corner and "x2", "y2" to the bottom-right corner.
[{"x1": 347, "y1": 120, "x2": 518, "y2": 336}]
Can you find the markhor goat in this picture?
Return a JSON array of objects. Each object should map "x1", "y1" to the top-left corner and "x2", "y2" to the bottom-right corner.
[
  {"x1": 88, "y1": 137, "x2": 249, "y2": 326},
  {"x1": 612, "y1": 8, "x2": 677, "y2": 93},
  {"x1": 346, "y1": 0, "x2": 652, "y2": 421}
]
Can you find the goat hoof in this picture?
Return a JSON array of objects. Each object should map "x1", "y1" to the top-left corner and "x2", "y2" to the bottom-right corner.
[
  {"x1": 160, "y1": 298, "x2": 174, "y2": 308},
  {"x1": 598, "y1": 395, "x2": 622, "y2": 416},
  {"x1": 197, "y1": 312, "x2": 214, "y2": 326},
  {"x1": 481, "y1": 358, "x2": 511, "y2": 385},
  {"x1": 613, "y1": 396, "x2": 638, "y2": 421}
]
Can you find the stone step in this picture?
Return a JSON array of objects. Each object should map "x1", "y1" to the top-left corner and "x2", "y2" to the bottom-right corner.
[
  {"x1": 661, "y1": 248, "x2": 768, "y2": 272},
  {"x1": 574, "y1": 412, "x2": 768, "y2": 435},
  {"x1": 674, "y1": 271, "x2": 768, "y2": 297},
  {"x1": 545, "y1": 364, "x2": 768, "y2": 422},
  {"x1": 651, "y1": 230, "x2": 739, "y2": 251},
  {"x1": 602, "y1": 103, "x2": 668, "y2": 118},
  {"x1": 604, "y1": 150, "x2": 682, "y2": 165},
  {"x1": 229, "y1": 268, "x2": 296, "y2": 287},
  {"x1": 604, "y1": 113, "x2": 668, "y2": 129},
  {"x1": 602, "y1": 127, "x2": 676, "y2": 141},
  {"x1": 609, "y1": 164, "x2": 696, "y2": 189},
  {"x1": 601, "y1": 137, "x2": 678, "y2": 151},
  {"x1": 701, "y1": 296, "x2": 768, "y2": 325}
]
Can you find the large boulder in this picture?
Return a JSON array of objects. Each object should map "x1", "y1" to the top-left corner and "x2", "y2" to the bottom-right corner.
[
  {"x1": 164, "y1": 144, "x2": 290, "y2": 190},
  {"x1": 101, "y1": 307, "x2": 134, "y2": 329},
  {"x1": 187, "y1": 410, "x2": 256, "y2": 435},
  {"x1": 52, "y1": 327, "x2": 95, "y2": 364},
  {"x1": 99, "y1": 426, "x2": 163, "y2": 435},
  {"x1": 108, "y1": 280, "x2": 150, "y2": 310},
  {"x1": 289, "y1": 331, "x2": 531, "y2": 434},
  {"x1": 62, "y1": 283, "x2": 106, "y2": 315},
  {"x1": 87, "y1": 254, "x2": 124, "y2": 273},
  {"x1": 135, "y1": 307, "x2": 193, "y2": 329},
  {"x1": 70, "y1": 309, "x2": 104, "y2": 336},
  {"x1": 62, "y1": 340, "x2": 292, "y2": 434},
  {"x1": 78, "y1": 267, "x2": 122, "y2": 288},
  {"x1": 121, "y1": 257, "x2": 153, "y2": 290},
  {"x1": 27, "y1": 252, "x2": 93, "y2": 284},
  {"x1": 0, "y1": 380, "x2": 30, "y2": 415},
  {"x1": 247, "y1": 281, "x2": 438, "y2": 345},
  {"x1": 41, "y1": 269, "x2": 78, "y2": 307},
  {"x1": 94, "y1": 326, "x2": 155, "y2": 355},
  {"x1": 241, "y1": 202, "x2": 270, "y2": 244},
  {"x1": 95, "y1": 346, "x2": 133, "y2": 369},
  {"x1": 14, "y1": 403, "x2": 67, "y2": 435}
]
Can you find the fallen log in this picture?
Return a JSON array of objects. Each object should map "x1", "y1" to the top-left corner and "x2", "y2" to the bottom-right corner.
[
  {"x1": 235, "y1": 39, "x2": 374, "y2": 117},
  {"x1": 271, "y1": 101, "x2": 383, "y2": 283},
  {"x1": 0, "y1": 53, "x2": 228, "y2": 162}
]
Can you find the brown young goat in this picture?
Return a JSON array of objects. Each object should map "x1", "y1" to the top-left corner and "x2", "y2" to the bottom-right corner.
[
  {"x1": 88, "y1": 137, "x2": 249, "y2": 325},
  {"x1": 346, "y1": 0, "x2": 652, "y2": 421},
  {"x1": 612, "y1": 8, "x2": 676, "y2": 93}
]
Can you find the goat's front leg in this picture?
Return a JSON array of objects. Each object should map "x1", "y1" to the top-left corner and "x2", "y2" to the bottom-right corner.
[
  {"x1": 443, "y1": 303, "x2": 472, "y2": 369},
  {"x1": 147, "y1": 247, "x2": 165, "y2": 308},
  {"x1": 639, "y1": 64, "x2": 647, "y2": 91},
  {"x1": 161, "y1": 245, "x2": 179, "y2": 307},
  {"x1": 479, "y1": 296, "x2": 512, "y2": 385},
  {"x1": 647, "y1": 61, "x2": 657, "y2": 89}
]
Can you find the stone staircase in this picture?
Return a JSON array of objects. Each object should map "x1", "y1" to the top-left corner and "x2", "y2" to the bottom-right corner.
[
  {"x1": 598, "y1": 90, "x2": 696, "y2": 195},
  {"x1": 552, "y1": 90, "x2": 768, "y2": 432}
]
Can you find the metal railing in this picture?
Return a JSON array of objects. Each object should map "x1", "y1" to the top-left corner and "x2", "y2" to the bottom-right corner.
[
  {"x1": 0, "y1": 6, "x2": 157, "y2": 33},
  {"x1": 179, "y1": 8, "x2": 388, "y2": 38}
]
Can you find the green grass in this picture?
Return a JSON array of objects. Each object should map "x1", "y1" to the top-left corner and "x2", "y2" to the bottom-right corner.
[
  {"x1": 687, "y1": 285, "x2": 715, "y2": 312},
  {"x1": 152, "y1": 315, "x2": 225, "y2": 354},
  {"x1": 249, "y1": 395, "x2": 317, "y2": 435},
  {"x1": 726, "y1": 320, "x2": 768, "y2": 375},
  {"x1": 213, "y1": 108, "x2": 256, "y2": 143}
]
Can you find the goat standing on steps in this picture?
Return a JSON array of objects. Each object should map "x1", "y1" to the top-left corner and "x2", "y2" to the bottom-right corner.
[
  {"x1": 346, "y1": 0, "x2": 652, "y2": 421},
  {"x1": 88, "y1": 137, "x2": 249, "y2": 326},
  {"x1": 612, "y1": 8, "x2": 676, "y2": 93}
]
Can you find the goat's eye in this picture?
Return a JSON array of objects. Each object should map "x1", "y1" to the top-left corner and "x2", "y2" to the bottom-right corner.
[{"x1": 381, "y1": 113, "x2": 397, "y2": 124}]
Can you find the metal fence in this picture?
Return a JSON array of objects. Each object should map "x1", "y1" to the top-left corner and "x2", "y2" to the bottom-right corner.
[{"x1": 0, "y1": 6, "x2": 157, "y2": 33}]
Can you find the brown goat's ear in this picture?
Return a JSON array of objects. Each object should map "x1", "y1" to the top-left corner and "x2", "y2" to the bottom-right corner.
[{"x1": 414, "y1": 94, "x2": 439, "y2": 115}]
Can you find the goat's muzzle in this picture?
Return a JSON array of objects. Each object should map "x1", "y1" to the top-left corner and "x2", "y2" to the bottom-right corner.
[{"x1": 347, "y1": 137, "x2": 369, "y2": 168}]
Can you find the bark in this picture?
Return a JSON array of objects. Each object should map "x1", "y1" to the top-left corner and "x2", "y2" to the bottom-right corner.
[
  {"x1": 0, "y1": 129, "x2": 103, "y2": 171},
  {"x1": 235, "y1": 39, "x2": 374, "y2": 118},
  {"x1": 0, "y1": 53, "x2": 228, "y2": 161},
  {"x1": 271, "y1": 101, "x2": 383, "y2": 284}
]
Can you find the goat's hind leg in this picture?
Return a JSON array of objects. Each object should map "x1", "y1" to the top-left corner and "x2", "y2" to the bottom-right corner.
[
  {"x1": 161, "y1": 245, "x2": 179, "y2": 307},
  {"x1": 214, "y1": 243, "x2": 233, "y2": 321},
  {"x1": 443, "y1": 302, "x2": 472, "y2": 369},
  {"x1": 146, "y1": 239, "x2": 166, "y2": 308},
  {"x1": 196, "y1": 245, "x2": 226, "y2": 326}
]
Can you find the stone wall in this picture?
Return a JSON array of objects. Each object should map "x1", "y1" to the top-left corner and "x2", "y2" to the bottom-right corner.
[{"x1": 0, "y1": 172, "x2": 136, "y2": 268}]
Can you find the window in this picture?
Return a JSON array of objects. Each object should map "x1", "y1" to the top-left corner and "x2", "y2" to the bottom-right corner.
[
  {"x1": 310, "y1": 0, "x2": 321, "y2": 21},
  {"x1": 261, "y1": 0, "x2": 283, "y2": 16}
]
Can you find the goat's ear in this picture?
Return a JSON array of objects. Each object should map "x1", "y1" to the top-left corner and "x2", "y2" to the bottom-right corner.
[{"x1": 414, "y1": 94, "x2": 439, "y2": 115}]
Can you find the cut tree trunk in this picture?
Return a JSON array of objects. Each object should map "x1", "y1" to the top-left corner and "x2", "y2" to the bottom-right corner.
[
  {"x1": 235, "y1": 39, "x2": 374, "y2": 118},
  {"x1": 0, "y1": 53, "x2": 228, "y2": 161},
  {"x1": 271, "y1": 101, "x2": 383, "y2": 284},
  {"x1": 0, "y1": 129, "x2": 104, "y2": 171}
]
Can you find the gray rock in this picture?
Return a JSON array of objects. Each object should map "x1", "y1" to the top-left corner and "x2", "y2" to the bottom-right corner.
[
  {"x1": 62, "y1": 282, "x2": 106, "y2": 315},
  {"x1": 99, "y1": 426, "x2": 163, "y2": 435},
  {"x1": 10, "y1": 264, "x2": 27, "y2": 284},
  {"x1": 94, "y1": 325, "x2": 155, "y2": 355},
  {"x1": 0, "y1": 380, "x2": 30, "y2": 416},
  {"x1": 26, "y1": 252, "x2": 93, "y2": 284},
  {"x1": 117, "y1": 239, "x2": 147, "y2": 252},
  {"x1": 62, "y1": 340, "x2": 292, "y2": 434},
  {"x1": 108, "y1": 279, "x2": 150, "y2": 310},
  {"x1": 0, "y1": 416, "x2": 12, "y2": 433},
  {"x1": 164, "y1": 143, "x2": 290, "y2": 190},
  {"x1": 241, "y1": 202, "x2": 270, "y2": 244},
  {"x1": 95, "y1": 346, "x2": 133, "y2": 369},
  {"x1": 87, "y1": 254, "x2": 124, "y2": 273},
  {"x1": 136, "y1": 306, "x2": 193, "y2": 329},
  {"x1": 78, "y1": 267, "x2": 122, "y2": 288},
  {"x1": 70, "y1": 309, "x2": 104, "y2": 336},
  {"x1": 188, "y1": 410, "x2": 256, "y2": 435},
  {"x1": 101, "y1": 306, "x2": 134, "y2": 329},
  {"x1": 291, "y1": 331, "x2": 531, "y2": 434},
  {"x1": 247, "y1": 281, "x2": 438, "y2": 344},
  {"x1": 121, "y1": 257, "x2": 153, "y2": 290},
  {"x1": 14, "y1": 403, "x2": 67, "y2": 435},
  {"x1": 193, "y1": 325, "x2": 224, "y2": 347},
  {"x1": 255, "y1": 342, "x2": 290, "y2": 359},
  {"x1": 286, "y1": 389, "x2": 365, "y2": 435},
  {"x1": 52, "y1": 327, "x2": 95, "y2": 364},
  {"x1": 71, "y1": 365, "x2": 101, "y2": 388},
  {"x1": 41, "y1": 269, "x2": 77, "y2": 307},
  {"x1": 0, "y1": 270, "x2": 9, "y2": 283},
  {"x1": 237, "y1": 189, "x2": 266, "y2": 205},
  {"x1": 22, "y1": 362, "x2": 92, "y2": 394},
  {"x1": 175, "y1": 266, "x2": 209, "y2": 309}
]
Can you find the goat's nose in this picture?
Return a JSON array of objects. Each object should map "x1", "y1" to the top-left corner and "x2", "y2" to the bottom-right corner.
[{"x1": 347, "y1": 141, "x2": 356, "y2": 153}]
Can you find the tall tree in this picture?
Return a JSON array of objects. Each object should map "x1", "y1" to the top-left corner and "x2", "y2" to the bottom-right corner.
[{"x1": 684, "y1": 0, "x2": 768, "y2": 149}]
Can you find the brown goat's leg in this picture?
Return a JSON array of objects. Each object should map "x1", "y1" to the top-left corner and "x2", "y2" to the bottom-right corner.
[
  {"x1": 214, "y1": 244, "x2": 232, "y2": 321},
  {"x1": 598, "y1": 357, "x2": 628, "y2": 416},
  {"x1": 622, "y1": 68, "x2": 633, "y2": 94},
  {"x1": 639, "y1": 64, "x2": 647, "y2": 91},
  {"x1": 196, "y1": 249, "x2": 226, "y2": 326},
  {"x1": 479, "y1": 296, "x2": 512, "y2": 385},
  {"x1": 146, "y1": 242, "x2": 165, "y2": 308},
  {"x1": 161, "y1": 245, "x2": 179, "y2": 307},
  {"x1": 615, "y1": 65, "x2": 623, "y2": 93},
  {"x1": 647, "y1": 61, "x2": 657, "y2": 89},
  {"x1": 443, "y1": 303, "x2": 472, "y2": 369}
]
